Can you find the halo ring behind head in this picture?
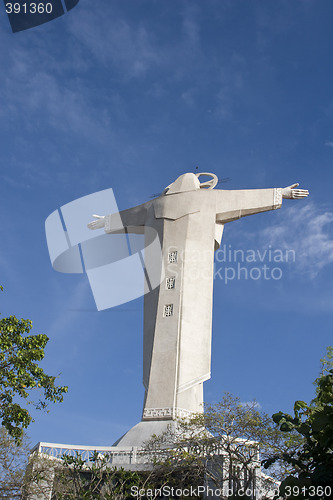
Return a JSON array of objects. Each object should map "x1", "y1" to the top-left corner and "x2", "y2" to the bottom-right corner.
[{"x1": 195, "y1": 172, "x2": 218, "y2": 189}]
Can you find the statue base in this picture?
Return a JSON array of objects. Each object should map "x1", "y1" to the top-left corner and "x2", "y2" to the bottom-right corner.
[{"x1": 113, "y1": 419, "x2": 178, "y2": 447}]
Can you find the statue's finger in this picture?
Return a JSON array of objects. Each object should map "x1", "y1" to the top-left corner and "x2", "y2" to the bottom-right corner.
[
  {"x1": 297, "y1": 190, "x2": 309, "y2": 195},
  {"x1": 293, "y1": 192, "x2": 308, "y2": 198}
]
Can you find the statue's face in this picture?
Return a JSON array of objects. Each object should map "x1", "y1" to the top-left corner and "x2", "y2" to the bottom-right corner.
[{"x1": 163, "y1": 173, "x2": 201, "y2": 195}]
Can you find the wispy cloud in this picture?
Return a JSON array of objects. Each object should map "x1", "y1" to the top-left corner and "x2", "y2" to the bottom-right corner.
[
  {"x1": 2, "y1": 68, "x2": 111, "y2": 143},
  {"x1": 258, "y1": 203, "x2": 333, "y2": 278},
  {"x1": 66, "y1": 1, "x2": 206, "y2": 84},
  {"x1": 46, "y1": 278, "x2": 92, "y2": 340},
  {"x1": 181, "y1": 87, "x2": 197, "y2": 107},
  {"x1": 67, "y1": 5, "x2": 161, "y2": 79},
  {"x1": 0, "y1": 27, "x2": 117, "y2": 191},
  {"x1": 241, "y1": 401, "x2": 262, "y2": 410},
  {"x1": 0, "y1": 23, "x2": 114, "y2": 142},
  {"x1": 324, "y1": 141, "x2": 333, "y2": 147}
]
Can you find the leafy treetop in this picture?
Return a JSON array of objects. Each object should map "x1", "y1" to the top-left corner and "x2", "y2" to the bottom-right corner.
[
  {"x1": 263, "y1": 346, "x2": 333, "y2": 496},
  {"x1": 0, "y1": 286, "x2": 68, "y2": 443}
]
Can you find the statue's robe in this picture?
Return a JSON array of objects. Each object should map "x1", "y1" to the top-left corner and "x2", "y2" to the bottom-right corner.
[{"x1": 104, "y1": 181, "x2": 282, "y2": 421}]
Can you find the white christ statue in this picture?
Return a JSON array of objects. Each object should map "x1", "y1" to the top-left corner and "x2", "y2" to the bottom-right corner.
[{"x1": 88, "y1": 172, "x2": 308, "y2": 445}]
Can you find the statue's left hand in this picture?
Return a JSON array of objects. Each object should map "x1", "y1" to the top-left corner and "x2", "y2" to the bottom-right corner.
[
  {"x1": 87, "y1": 214, "x2": 106, "y2": 230},
  {"x1": 282, "y1": 183, "x2": 309, "y2": 199}
]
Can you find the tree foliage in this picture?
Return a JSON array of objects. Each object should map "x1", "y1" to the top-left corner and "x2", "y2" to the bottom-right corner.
[
  {"x1": 53, "y1": 453, "x2": 148, "y2": 499},
  {"x1": 24, "y1": 394, "x2": 296, "y2": 499},
  {"x1": 263, "y1": 347, "x2": 333, "y2": 497},
  {"x1": 144, "y1": 393, "x2": 302, "y2": 498},
  {"x1": 0, "y1": 427, "x2": 30, "y2": 499},
  {"x1": 26, "y1": 451, "x2": 170, "y2": 500},
  {"x1": 314, "y1": 345, "x2": 333, "y2": 394},
  {"x1": 0, "y1": 286, "x2": 68, "y2": 442}
]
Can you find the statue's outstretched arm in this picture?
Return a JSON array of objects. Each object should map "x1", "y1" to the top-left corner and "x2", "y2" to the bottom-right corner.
[
  {"x1": 282, "y1": 183, "x2": 309, "y2": 199},
  {"x1": 88, "y1": 214, "x2": 106, "y2": 230},
  {"x1": 215, "y1": 183, "x2": 309, "y2": 224},
  {"x1": 88, "y1": 202, "x2": 149, "y2": 233}
]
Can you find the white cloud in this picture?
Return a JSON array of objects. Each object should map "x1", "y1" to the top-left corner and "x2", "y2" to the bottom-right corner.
[
  {"x1": 258, "y1": 203, "x2": 333, "y2": 278},
  {"x1": 181, "y1": 3, "x2": 201, "y2": 54},
  {"x1": 324, "y1": 141, "x2": 333, "y2": 148},
  {"x1": 65, "y1": 1, "x2": 207, "y2": 84},
  {"x1": 2, "y1": 67, "x2": 110, "y2": 143},
  {"x1": 46, "y1": 279, "x2": 92, "y2": 340},
  {"x1": 67, "y1": 5, "x2": 160, "y2": 79},
  {"x1": 181, "y1": 87, "x2": 197, "y2": 107},
  {"x1": 0, "y1": 38, "x2": 113, "y2": 165},
  {"x1": 241, "y1": 401, "x2": 262, "y2": 410}
]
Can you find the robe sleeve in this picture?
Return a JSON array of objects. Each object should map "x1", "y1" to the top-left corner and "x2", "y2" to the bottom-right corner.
[
  {"x1": 104, "y1": 201, "x2": 149, "y2": 233},
  {"x1": 215, "y1": 188, "x2": 282, "y2": 224}
]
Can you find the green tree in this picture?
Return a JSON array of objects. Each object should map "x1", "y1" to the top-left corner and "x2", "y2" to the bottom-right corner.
[
  {"x1": 263, "y1": 347, "x2": 333, "y2": 497},
  {"x1": 314, "y1": 345, "x2": 333, "y2": 394},
  {"x1": 24, "y1": 394, "x2": 303, "y2": 500},
  {"x1": 26, "y1": 450, "x2": 168, "y2": 500},
  {"x1": 0, "y1": 426, "x2": 30, "y2": 499},
  {"x1": 144, "y1": 393, "x2": 302, "y2": 498},
  {"x1": 51, "y1": 453, "x2": 150, "y2": 499},
  {"x1": 0, "y1": 286, "x2": 68, "y2": 442}
]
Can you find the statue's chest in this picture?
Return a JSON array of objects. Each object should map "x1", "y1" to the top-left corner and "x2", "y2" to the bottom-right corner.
[{"x1": 153, "y1": 191, "x2": 205, "y2": 220}]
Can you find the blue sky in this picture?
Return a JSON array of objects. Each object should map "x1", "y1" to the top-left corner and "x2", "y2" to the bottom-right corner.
[{"x1": 0, "y1": 0, "x2": 333, "y2": 448}]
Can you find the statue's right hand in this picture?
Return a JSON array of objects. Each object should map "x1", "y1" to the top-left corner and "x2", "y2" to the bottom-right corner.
[{"x1": 87, "y1": 214, "x2": 106, "y2": 230}]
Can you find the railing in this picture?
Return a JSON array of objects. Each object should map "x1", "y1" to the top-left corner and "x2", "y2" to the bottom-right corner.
[
  {"x1": 30, "y1": 437, "x2": 261, "y2": 466},
  {"x1": 30, "y1": 442, "x2": 147, "y2": 465},
  {"x1": 29, "y1": 441, "x2": 276, "y2": 499}
]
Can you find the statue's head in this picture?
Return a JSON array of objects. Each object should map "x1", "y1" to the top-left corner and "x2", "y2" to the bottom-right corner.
[{"x1": 163, "y1": 172, "x2": 218, "y2": 195}]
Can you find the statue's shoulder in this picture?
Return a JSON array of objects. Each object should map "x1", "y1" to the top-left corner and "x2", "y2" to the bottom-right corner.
[{"x1": 153, "y1": 190, "x2": 207, "y2": 220}]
